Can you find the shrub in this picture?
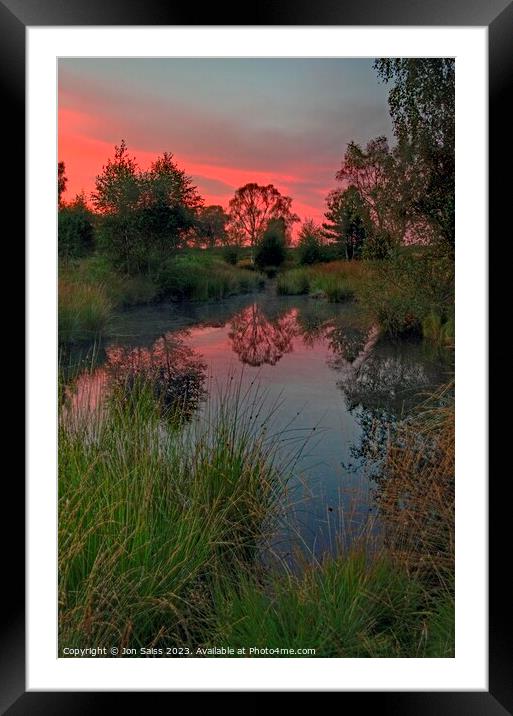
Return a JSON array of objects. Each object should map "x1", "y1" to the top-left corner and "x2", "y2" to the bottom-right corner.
[
  {"x1": 156, "y1": 255, "x2": 264, "y2": 301},
  {"x1": 374, "y1": 294, "x2": 422, "y2": 338},
  {"x1": 276, "y1": 268, "x2": 310, "y2": 295},
  {"x1": 58, "y1": 197, "x2": 95, "y2": 260},
  {"x1": 255, "y1": 221, "x2": 287, "y2": 269},
  {"x1": 362, "y1": 229, "x2": 394, "y2": 260},
  {"x1": 222, "y1": 245, "x2": 240, "y2": 265},
  {"x1": 297, "y1": 220, "x2": 326, "y2": 265},
  {"x1": 358, "y1": 252, "x2": 454, "y2": 340},
  {"x1": 422, "y1": 312, "x2": 455, "y2": 346},
  {"x1": 298, "y1": 238, "x2": 325, "y2": 265}
]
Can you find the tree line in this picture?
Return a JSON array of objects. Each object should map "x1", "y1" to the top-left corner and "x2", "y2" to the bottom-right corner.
[{"x1": 59, "y1": 58, "x2": 454, "y2": 271}]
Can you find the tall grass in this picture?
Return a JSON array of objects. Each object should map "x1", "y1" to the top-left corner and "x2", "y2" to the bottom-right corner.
[
  {"x1": 357, "y1": 253, "x2": 454, "y2": 340},
  {"x1": 213, "y1": 550, "x2": 451, "y2": 657},
  {"x1": 156, "y1": 254, "x2": 265, "y2": 301},
  {"x1": 211, "y1": 386, "x2": 455, "y2": 658},
  {"x1": 277, "y1": 255, "x2": 454, "y2": 345},
  {"x1": 59, "y1": 251, "x2": 265, "y2": 344},
  {"x1": 59, "y1": 375, "x2": 290, "y2": 651},
  {"x1": 63, "y1": 255, "x2": 158, "y2": 307},
  {"x1": 277, "y1": 261, "x2": 367, "y2": 302},
  {"x1": 277, "y1": 268, "x2": 310, "y2": 295},
  {"x1": 376, "y1": 385, "x2": 455, "y2": 587},
  {"x1": 59, "y1": 360, "x2": 454, "y2": 656},
  {"x1": 58, "y1": 278, "x2": 112, "y2": 343}
]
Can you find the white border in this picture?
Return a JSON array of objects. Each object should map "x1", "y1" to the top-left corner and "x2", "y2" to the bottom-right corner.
[{"x1": 27, "y1": 27, "x2": 487, "y2": 691}]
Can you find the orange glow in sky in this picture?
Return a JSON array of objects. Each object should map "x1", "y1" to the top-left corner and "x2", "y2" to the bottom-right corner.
[{"x1": 58, "y1": 58, "x2": 392, "y2": 231}]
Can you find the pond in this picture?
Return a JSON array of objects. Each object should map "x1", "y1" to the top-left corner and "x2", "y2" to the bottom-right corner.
[{"x1": 64, "y1": 285, "x2": 453, "y2": 568}]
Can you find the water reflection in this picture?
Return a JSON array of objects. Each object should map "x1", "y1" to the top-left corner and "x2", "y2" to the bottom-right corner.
[
  {"x1": 107, "y1": 335, "x2": 207, "y2": 421},
  {"x1": 62, "y1": 291, "x2": 452, "y2": 563},
  {"x1": 228, "y1": 304, "x2": 299, "y2": 366},
  {"x1": 330, "y1": 334, "x2": 448, "y2": 414},
  {"x1": 64, "y1": 333, "x2": 207, "y2": 427}
]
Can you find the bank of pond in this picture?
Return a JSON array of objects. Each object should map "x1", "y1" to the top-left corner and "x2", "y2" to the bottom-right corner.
[{"x1": 59, "y1": 251, "x2": 454, "y2": 347}]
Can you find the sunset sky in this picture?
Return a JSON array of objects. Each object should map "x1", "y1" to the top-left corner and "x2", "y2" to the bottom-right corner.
[{"x1": 58, "y1": 58, "x2": 393, "y2": 227}]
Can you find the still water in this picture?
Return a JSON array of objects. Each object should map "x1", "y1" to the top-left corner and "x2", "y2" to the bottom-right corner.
[{"x1": 66, "y1": 286, "x2": 452, "y2": 565}]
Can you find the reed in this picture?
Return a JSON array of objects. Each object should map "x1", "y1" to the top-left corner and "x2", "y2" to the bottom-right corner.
[
  {"x1": 59, "y1": 374, "x2": 291, "y2": 651},
  {"x1": 58, "y1": 278, "x2": 112, "y2": 343}
]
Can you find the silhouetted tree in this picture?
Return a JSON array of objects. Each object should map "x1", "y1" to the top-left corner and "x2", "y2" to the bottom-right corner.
[
  {"x1": 92, "y1": 141, "x2": 141, "y2": 273},
  {"x1": 254, "y1": 218, "x2": 287, "y2": 269},
  {"x1": 58, "y1": 192, "x2": 95, "y2": 259},
  {"x1": 58, "y1": 161, "x2": 67, "y2": 207},
  {"x1": 336, "y1": 137, "x2": 398, "y2": 240},
  {"x1": 227, "y1": 183, "x2": 299, "y2": 251},
  {"x1": 324, "y1": 186, "x2": 370, "y2": 259},
  {"x1": 195, "y1": 205, "x2": 229, "y2": 247},
  {"x1": 93, "y1": 142, "x2": 203, "y2": 274},
  {"x1": 297, "y1": 219, "x2": 325, "y2": 265}
]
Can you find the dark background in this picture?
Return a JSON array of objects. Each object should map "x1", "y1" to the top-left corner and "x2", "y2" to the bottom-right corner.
[{"x1": 2, "y1": 0, "x2": 510, "y2": 710}]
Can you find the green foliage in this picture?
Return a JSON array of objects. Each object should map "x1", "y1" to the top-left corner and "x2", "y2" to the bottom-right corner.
[
  {"x1": 297, "y1": 219, "x2": 325, "y2": 265},
  {"x1": 58, "y1": 161, "x2": 67, "y2": 206},
  {"x1": 196, "y1": 205, "x2": 229, "y2": 247},
  {"x1": 362, "y1": 228, "x2": 394, "y2": 260},
  {"x1": 323, "y1": 186, "x2": 372, "y2": 260},
  {"x1": 375, "y1": 59, "x2": 455, "y2": 249},
  {"x1": 422, "y1": 592, "x2": 455, "y2": 657},
  {"x1": 58, "y1": 194, "x2": 95, "y2": 259},
  {"x1": 276, "y1": 268, "x2": 310, "y2": 295},
  {"x1": 277, "y1": 262, "x2": 360, "y2": 302},
  {"x1": 59, "y1": 369, "x2": 454, "y2": 656},
  {"x1": 215, "y1": 552, "x2": 452, "y2": 657},
  {"x1": 156, "y1": 254, "x2": 264, "y2": 300},
  {"x1": 62, "y1": 255, "x2": 158, "y2": 311},
  {"x1": 358, "y1": 251, "x2": 454, "y2": 339},
  {"x1": 58, "y1": 278, "x2": 111, "y2": 343},
  {"x1": 92, "y1": 142, "x2": 202, "y2": 274},
  {"x1": 254, "y1": 219, "x2": 287, "y2": 269},
  {"x1": 277, "y1": 252, "x2": 453, "y2": 339},
  {"x1": 316, "y1": 275, "x2": 354, "y2": 303},
  {"x1": 422, "y1": 311, "x2": 454, "y2": 347},
  {"x1": 335, "y1": 138, "x2": 400, "y2": 243},
  {"x1": 59, "y1": 378, "x2": 288, "y2": 650},
  {"x1": 338, "y1": 186, "x2": 368, "y2": 259}
]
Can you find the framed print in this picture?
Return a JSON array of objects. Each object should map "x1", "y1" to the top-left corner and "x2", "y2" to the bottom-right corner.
[{"x1": 5, "y1": 0, "x2": 509, "y2": 707}]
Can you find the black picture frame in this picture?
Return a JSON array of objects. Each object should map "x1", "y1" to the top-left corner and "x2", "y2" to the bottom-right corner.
[{"x1": 6, "y1": 0, "x2": 509, "y2": 709}]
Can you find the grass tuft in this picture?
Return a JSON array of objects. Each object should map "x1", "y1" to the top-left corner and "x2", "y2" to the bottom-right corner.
[
  {"x1": 58, "y1": 279, "x2": 112, "y2": 343},
  {"x1": 59, "y1": 373, "x2": 290, "y2": 651}
]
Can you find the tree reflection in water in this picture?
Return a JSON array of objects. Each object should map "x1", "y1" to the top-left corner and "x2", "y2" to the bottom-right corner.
[
  {"x1": 327, "y1": 323, "x2": 452, "y2": 474},
  {"x1": 228, "y1": 304, "x2": 299, "y2": 366},
  {"x1": 64, "y1": 334, "x2": 207, "y2": 428},
  {"x1": 329, "y1": 327, "x2": 447, "y2": 414},
  {"x1": 106, "y1": 334, "x2": 207, "y2": 421}
]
